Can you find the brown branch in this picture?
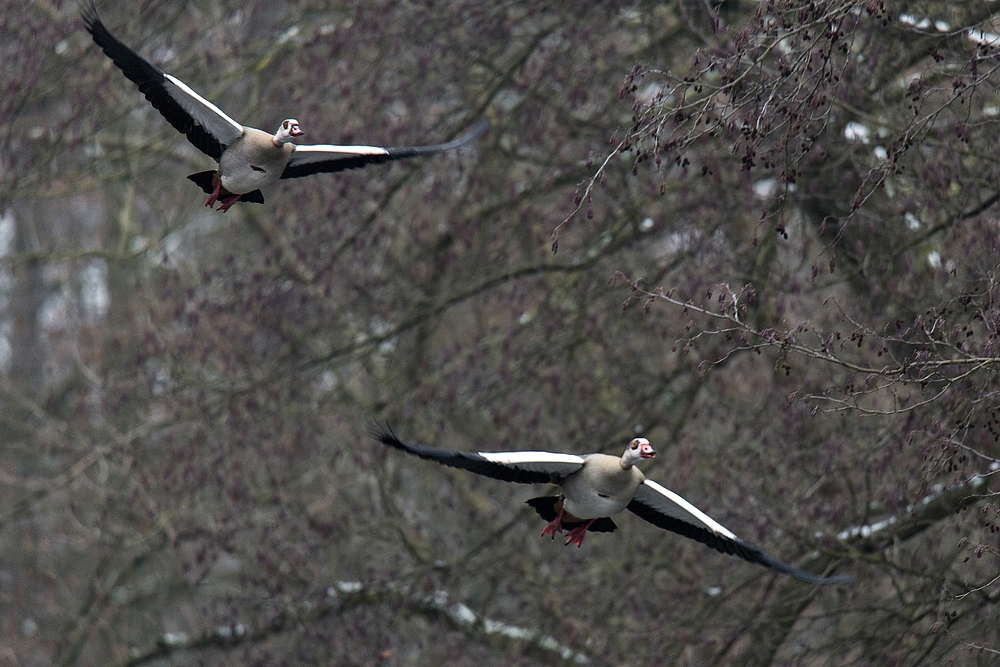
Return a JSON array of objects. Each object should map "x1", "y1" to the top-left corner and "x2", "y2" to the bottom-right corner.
[
  {"x1": 728, "y1": 478, "x2": 987, "y2": 666},
  {"x1": 110, "y1": 580, "x2": 588, "y2": 667},
  {"x1": 626, "y1": 280, "x2": 1000, "y2": 388}
]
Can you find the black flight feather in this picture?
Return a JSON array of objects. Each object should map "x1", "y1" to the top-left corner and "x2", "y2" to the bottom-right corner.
[
  {"x1": 627, "y1": 499, "x2": 853, "y2": 585},
  {"x1": 372, "y1": 423, "x2": 555, "y2": 485},
  {"x1": 81, "y1": 1, "x2": 226, "y2": 160},
  {"x1": 280, "y1": 119, "x2": 488, "y2": 180}
]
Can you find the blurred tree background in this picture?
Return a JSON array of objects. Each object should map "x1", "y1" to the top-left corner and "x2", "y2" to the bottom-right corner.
[{"x1": 2, "y1": 0, "x2": 999, "y2": 665}]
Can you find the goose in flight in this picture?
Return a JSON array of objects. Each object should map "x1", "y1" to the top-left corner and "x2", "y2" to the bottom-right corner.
[
  {"x1": 81, "y1": 1, "x2": 487, "y2": 211},
  {"x1": 374, "y1": 426, "x2": 853, "y2": 585}
]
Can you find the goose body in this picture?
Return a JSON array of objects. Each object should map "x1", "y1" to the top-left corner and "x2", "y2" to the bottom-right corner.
[
  {"x1": 374, "y1": 426, "x2": 853, "y2": 585},
  {"x1": 81, "y1": 2, "x2": 486, "y2": 211},
  {"x1": 560, "y1": 453, "x2": 645, "y2": 520},
  {"x1": 215, "y1": 126, "x2": 298, "y2": 197}
]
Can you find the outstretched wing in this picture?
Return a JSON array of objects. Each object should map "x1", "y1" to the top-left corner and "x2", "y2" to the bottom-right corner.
[
  {"x1": 281, "y1": 119, "x2": 488, "y2": 180},
  {"x1": 81, "y1": 1, "x2": 244, "y2": 160},
  {"x1": 628, "y1": 480, "x2": 853, "y2": 585},
  {"x1": 372, "y1": 424, "x2": 583, "y2": 485}
]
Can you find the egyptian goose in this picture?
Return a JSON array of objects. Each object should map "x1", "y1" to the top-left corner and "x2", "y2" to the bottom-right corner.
[
  {"x1": 374, "y1": 426, "x2": 853, "y2": 585},
  {"x1": 81, "y1": 2, "x2": 487, "y2": 212}
]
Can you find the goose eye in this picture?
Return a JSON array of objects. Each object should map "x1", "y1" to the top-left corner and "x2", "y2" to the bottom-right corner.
[
  {"x1": 630, "y1": 442, "x2": 638, "y2": 449},
  {"x1": 283, "y1": 121, "x2": 289, "y2": 129}
]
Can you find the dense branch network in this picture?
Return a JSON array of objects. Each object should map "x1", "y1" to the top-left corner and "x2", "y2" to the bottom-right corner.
[
  {"x1": 618, "y1": 275, "x2": 1000, "y2": 411},
  {"x1": 562, "y1": 2, "x2": 1000, "y2": 253}
]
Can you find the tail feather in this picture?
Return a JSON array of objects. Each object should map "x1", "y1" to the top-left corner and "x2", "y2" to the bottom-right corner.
[
  {"x1": 187, "y1": 170, "x2": 216, "y2": 194},
  {"x1": 526, "y1": 496, "x2": 560, "y2": 521},
  {"x1": 237, "y1": 190, "x2": 265, "y2": 204}
]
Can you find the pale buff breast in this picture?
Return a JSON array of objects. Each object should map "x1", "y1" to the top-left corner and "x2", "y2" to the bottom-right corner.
[
  {"x1": 561, "y1": 453, "x2": 645, "y2": 520},
  {"x1": 219, "y1": 128, "x2": 295, "y2": 194}
]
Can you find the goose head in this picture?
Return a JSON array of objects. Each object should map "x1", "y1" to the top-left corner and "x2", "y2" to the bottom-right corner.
[
  {"x1": 620, "y1": 437, "x2": 655, "y2": 469},
  {"x1": 274, "y1": 119, "x2": 304, "y2": 144}
]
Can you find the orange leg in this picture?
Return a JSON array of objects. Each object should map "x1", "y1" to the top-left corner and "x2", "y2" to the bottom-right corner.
[
  {"x1": 204, "y1": 178, "x2": 222, "y2": 208},
  {"x1": 541, "y1": 508, "x2": 565, "y2": 538},
  {"x1": 564, "y1": 519, "x2": 595, "y2": 547}
]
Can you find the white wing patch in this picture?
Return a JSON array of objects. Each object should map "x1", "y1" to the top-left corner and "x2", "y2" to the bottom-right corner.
[
  {"x1": 287, "y1": 144, "x2": 391, "y2": 166},
  {"x1": 636, "y1": 480, "x2": 738, "y2": 539},
  {"x1": 163, "y1": 74, "x2": 244, "y2": 145},
  {"x1": 478, "y1": 451, "x2": 585, "y2": 475}
]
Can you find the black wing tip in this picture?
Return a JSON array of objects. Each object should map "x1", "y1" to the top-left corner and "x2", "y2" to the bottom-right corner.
[
  {"x1": 80, "y1": 1, "x2": 116, "y2": 43},
  {"x1": 79, "y1": 0, "x2": 99, "y2": 28},
  {"x1": 455, "y1": 118, "x2": 489, "y2": 144},
  {"x1": 368, "y1": 419, "x2": 416, "y2": 454},
  {"x1": 810, "y1": 572, "x2": 855, "y2": 585},
  {"x1": 368, "y1": 423, "x2": 557, "y2": 485},
  {"x1": 385, "y1": 118, "x2": 489, "y2": 157},
  {"x1": 735, "y1": 537, "x2": 854, "y2": 585},
  {"x1": 785, "y1": 569, "x2": 855, "y2": 586},
  {"x1": 431, "y1": 118, "x2": 490, "y2": 151},
  {"x1": 369, "y1": 421, "x2": 451, "y2": 462},
  {"x1": 369, "y1": 420, "x2": 402, "y2": 448}
]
